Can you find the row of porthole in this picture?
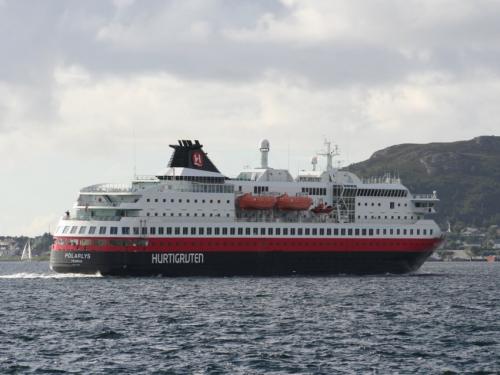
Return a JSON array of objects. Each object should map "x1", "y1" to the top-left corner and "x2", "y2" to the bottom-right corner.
[
  {"x1": 146, "y1": 212, "x2": 232, "y2": 217},
  {"x1": 358, "y1": 202, "x2": 408, "y2": 207},
  {"x1": 359, "y1": 215, "x2": 421, "y2": 220},
  {"x1": 146, "y1": 198, "x2": 231, "y2": 204}
]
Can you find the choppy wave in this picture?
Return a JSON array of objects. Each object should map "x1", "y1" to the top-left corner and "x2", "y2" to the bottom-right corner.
[{"x1": 0, "y1": 262, "x2": 498, "y2": 374}]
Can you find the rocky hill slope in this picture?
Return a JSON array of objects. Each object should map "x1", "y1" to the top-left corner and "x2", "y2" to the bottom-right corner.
[{"x1": 346, "y1": 136, "x2": 500, "y2": 228}]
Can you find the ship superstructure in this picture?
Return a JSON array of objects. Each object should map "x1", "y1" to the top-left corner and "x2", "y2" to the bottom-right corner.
[{"x1": 50, "y1": 139, "x2": 443, "y2": 275}]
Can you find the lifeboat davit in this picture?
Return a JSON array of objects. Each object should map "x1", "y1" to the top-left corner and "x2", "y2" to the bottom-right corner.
[
  {"x1": 311, "y1": 203, "x2": 334, "y2": 214},
  {"x1": 238, "y1": 193, "x2": 277, "y2": 209},
  {"x1": 276, "y1": 194, "x2": 312, "y2": 210}
]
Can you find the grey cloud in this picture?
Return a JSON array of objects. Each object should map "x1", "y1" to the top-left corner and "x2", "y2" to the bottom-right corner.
[{"x1": 2, "y1": 0, "x2": 500, "y2": 88}]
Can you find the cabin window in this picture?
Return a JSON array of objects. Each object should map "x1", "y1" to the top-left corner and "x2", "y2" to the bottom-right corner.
[
  {"x1": 283, "y1": 228, "x2": 289, "y2": 235},
  {"x1": 146, "y1": 199, "x2": 150, "y2": 202},
  {"x1": 340, "y1": 228, "x2": 345, "y2": 236},
  {"x1": 110, "y1": 227, "x2": 118, "y2": 235},
  {"x1": 199, "y1": 227, "x2": 204, "y2": 235},
  {"x1": 70, "y1": 226, "x2": 78, "y2": 234},
  {"x1": 396, "y1": 229, "x2": 400, "y2": 235},
  {"x1": 237, "y1": 228, "x2": 243, "y2": 235},
  {"x1": 320, "y1": 228, "x2": 324, "y2": 235},
  {"x1": 79, "y1": 226, "x2": 87, "y2": 234},
  {"x1": 159, "y1": 227, "x2": 164, "y2": 235},
  {"x1": 361, "y1": 229, "x2": 366, "y2": 236},
  {"x1": 207, "y1": 228, "x2": 212, "y2": 235},
  {"x1": 122, "y1": 227, "x2": 130, "y2": 235},
  {"x1": 389, "y1": 229, "x2": 394, "y2": 235},
  {"x1": 423, "y1": 229, "x2": 427, "y2": 235},
  {"x1": 268, "y1": 228, "x2": 273, "y2": 235},
  {"x1": 276, "y1": 228, "x2": 281, "y2": 235},
  {"x1": 154, "y1": 199, "x2": 158, "y2": 202},
  {"x1": 150, "y1": 227, "x2": 156, "y2": 235},
  {"x1": 430, "y1": 229, "x2": 433, "y2": 235},
  {"x1": 417, "y1": 229, "x2": 420, "y2": 235},
  {"x1": 312, "y1": 228, "x2": 317, "y2": 235},
  {"x1": 222, "y1": 228, "x2": 227, "y2": 235},
  {"x1": 326, "y1": 228, "x2": 331, "y2": 235},
  {"x1": 304, "y1": 228, "x2": 310, "y2": 235},
  {"x1": 348, "y1": 228, "x2": 353, "y2": 236},
  {"x1": 190, "y1": 227, "x2": 196, "y2": 235},
  {"x1": 390, "y1": 202, "x2": 395, "y2": 209},
  {"x1": 253, "y1": 228, "x2": 258, "y2": 235},
  {"x1": 89, "y1": 226, "x2": 96, "y2": 235},
  {"x1": 99, "y1": 226, "x2": 107, "y2": 235},
  {"x1": 334, "y1": 228, "x2": 339, "y2": 236},
  {"x1": 230, "y1": 228, "x2": 235, "y2": 235},
  {"x1": 245, "y1": 228, "x2": 250, "y2": 235},
  {"x1": 215, "y1": 228, "x2": 220, "y2": 235},
  {"x1": 174, "y1": 227, "x2": 180, "y2": 235},
  {"x1": 260, "y1": 228, "x2": 266, "y2": 235},
  {"x1": 298, "y1": 228, "x2": 303, "y2": 235},
  {"x1": 290, "y1": 228, "x2": 296, "y2": 235}
]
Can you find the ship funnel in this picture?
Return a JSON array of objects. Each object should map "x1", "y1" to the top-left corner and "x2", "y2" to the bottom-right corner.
[{"x1": 259, "y1": 139, "x2": 270, "y2": 168}]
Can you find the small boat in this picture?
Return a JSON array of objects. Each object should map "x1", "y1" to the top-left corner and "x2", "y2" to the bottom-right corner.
[
  {"x1": 311, "y1": 202, "x2": 334, "y2": 214},
  {"x1": 276, "y1": 194, "x2": 312, "y2": 210},
  {"x1": 21, "y1": 240, "x2": 32, "y2": 261},
  {"x1": 238, "y1": 193, "x2": 277, "y2": 209}
]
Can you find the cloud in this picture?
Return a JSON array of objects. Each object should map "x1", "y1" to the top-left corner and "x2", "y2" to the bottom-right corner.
[{"x1": 0, "y1": 0, "x2": 500, "y2": 235}]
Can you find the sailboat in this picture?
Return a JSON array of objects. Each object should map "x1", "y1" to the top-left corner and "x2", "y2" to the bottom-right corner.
[{"x1": 21, "y1": 240, "x2": 32, "y2": 261}]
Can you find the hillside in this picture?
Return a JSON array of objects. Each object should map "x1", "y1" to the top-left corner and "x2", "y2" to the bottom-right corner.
[{"x1": 346, "y1": 136, "x2": 500, "y2": 229}]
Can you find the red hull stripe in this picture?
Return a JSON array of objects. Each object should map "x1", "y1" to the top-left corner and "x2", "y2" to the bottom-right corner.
[{"x1": 53, "y1": 236, "x2": 442, "y2": 253}]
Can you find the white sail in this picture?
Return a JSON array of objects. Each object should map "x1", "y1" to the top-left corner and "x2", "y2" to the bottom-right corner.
[{"x1": 21, "y1": 240, "x2": 32, "y2": 261}]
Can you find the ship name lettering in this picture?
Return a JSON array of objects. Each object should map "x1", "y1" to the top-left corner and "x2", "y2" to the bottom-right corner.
[{"x1": 151, "y1": 253, "x2": 204, "y2": 264}]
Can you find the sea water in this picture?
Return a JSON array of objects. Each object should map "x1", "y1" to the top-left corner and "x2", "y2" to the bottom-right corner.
[{"x1": 0, "y1": 261, "x2": 498, "y2": 374}]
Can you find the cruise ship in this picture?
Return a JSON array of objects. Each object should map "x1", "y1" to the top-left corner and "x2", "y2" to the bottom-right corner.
[{"x1": 50, "y1": 139, "x2": 443, "y2": 275}]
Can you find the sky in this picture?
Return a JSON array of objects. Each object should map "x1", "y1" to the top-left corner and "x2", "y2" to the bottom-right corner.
[{"x1": 1, "y1": 0, "x2": 499, "y2": 236}]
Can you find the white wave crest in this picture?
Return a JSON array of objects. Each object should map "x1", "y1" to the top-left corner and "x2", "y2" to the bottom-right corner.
[{"x1": 0, "y1": 272, "x2": 102, "y2": 279}]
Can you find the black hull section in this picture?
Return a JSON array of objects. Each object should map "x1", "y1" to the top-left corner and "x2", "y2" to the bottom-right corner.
[{"x1": 50, "y1": 250, "x2": 433, "y2": 276}]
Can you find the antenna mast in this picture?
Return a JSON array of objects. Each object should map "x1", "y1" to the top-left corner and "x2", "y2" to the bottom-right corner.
[{"x1": 317, "y1": 139, "x2": 339, "y2": 171}]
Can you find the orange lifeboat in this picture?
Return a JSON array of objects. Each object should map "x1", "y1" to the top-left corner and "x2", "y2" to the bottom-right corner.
[
  {"x1": 311, "y1": 202, "x2": 334, "y2": 214},
  {"x1": 276, "y1": 194, "x2": 312, "y2": 210},
  {"x1": 238, "y1": 193, "x2": 277, "y2": 209}
]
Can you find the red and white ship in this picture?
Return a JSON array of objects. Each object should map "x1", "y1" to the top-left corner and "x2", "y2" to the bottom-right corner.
[{"x1": 50, "y1": 139, "x2": 443, "y2": 275}]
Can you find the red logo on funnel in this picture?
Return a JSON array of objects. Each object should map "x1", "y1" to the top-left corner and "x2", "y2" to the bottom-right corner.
[{"x1": 192, "y1": 151, "x2": 204, "y2": 168}]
